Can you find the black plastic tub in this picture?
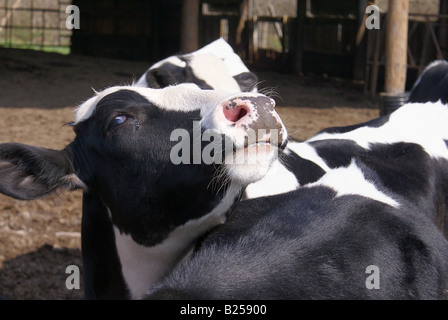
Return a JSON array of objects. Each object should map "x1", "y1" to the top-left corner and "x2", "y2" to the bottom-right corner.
[{"x1": 379, "y1": 92, "x2": 409, "y2": 116}]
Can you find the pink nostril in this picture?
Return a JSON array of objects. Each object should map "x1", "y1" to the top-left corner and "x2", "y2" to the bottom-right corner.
[{"x1": 223, "y1": 105, "x2": 249, "y2": 123}]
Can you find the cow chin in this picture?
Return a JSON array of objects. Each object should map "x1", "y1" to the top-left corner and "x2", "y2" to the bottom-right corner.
[{"x1": 224, "y1": 143, "x2": 280, "y2": 185}]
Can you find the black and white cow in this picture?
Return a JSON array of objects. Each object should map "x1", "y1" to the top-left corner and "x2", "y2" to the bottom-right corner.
[
  {"x1": 245, "y1": 59, "x2": 448, "y2": 238},
  {"x1": 144, "y1": 169, "x2": 448, "y2": 299},
  {"x1": 2, "y1": 87, "x2": 448, "y2": 299},
  {"x1": 71, "y1": 39, "x2": 262, "y2": 299},
  {"x1": 143, "y1": 101, "x2": 448, "y2": 300},
  {"x1": 0, "y1": 84, "x2": 287, "y2": 299},
  {"x1": 408, "y1": 60, "x2": 448, "y2": 104},
  {"x1": 247, "y1": 100, "x2": 448, "y2": 239},
  {"x1": 2, "y1": 42, "x2": 447, "y2": 299},
  {"x1": 135, "y1": 38, "x2": 259, "y2": 93}
]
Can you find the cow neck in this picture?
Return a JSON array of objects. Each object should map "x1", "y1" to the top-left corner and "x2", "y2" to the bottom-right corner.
[{"x1": 111, "y1": 180, "x2": 244, "y2": 299}]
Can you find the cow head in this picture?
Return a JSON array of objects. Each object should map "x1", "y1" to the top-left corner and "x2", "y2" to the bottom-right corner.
[{"x1": 136, "y1": 38, "x2": 259, "y2": 93}]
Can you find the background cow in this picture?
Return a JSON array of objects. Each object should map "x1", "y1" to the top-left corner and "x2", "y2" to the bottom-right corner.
[
  {"x1": 135, "y1": 38, "x2": 259, "y2": 93},
  {"x1": 246, "y1": 60, "x2": 448, "y2": 241}
]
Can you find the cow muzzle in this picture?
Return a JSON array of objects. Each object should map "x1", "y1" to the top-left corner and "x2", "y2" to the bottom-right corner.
[{"x1": 201, "y1": 92, "x2": 288, "y2": 184}]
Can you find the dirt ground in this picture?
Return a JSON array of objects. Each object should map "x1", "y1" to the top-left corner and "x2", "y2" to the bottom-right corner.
[{"x1": 0, "y1": 47, "x2": 380, "y2": 299}]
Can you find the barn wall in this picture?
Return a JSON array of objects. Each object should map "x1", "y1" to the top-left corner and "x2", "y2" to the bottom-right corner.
[
  {"x1": 71, "y1": 0, "x2": 182, "y2": 62},
  {"x1": 297, "y1": 0, "x2": 366, "y2": 78}
]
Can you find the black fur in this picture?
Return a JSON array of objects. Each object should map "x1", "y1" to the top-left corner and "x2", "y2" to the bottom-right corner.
[
  {"x1": 146, "y1": 183, "x2": 448, "y2": 299},
  {"x1": 70, "y1": 90, "x2": 229, "y2": 246},
  {"x1": 0, "y1": 143, "x2": 76, "y2": 200},
  {"x1": 81, "y1": 191, "x2": 129, "y2": 299},
  {"x1": 0, "y1": 89, "x2": 233, "y2": 299},
  {"x1": 281, "y1": 149, "x2": 325, "y2": 185},
  {"x1": 409, "y1": 60, "x2": 448, "y2": 104},
  {"x1": 310, "y1": 139, "x2": 366, "y2": 168},
  {"x1": 316, "y1": 115, "x2": 391, "y2": 135}
]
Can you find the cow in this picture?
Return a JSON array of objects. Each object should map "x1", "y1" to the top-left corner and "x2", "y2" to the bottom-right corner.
[
  {"x1": 408, "y1": 60, "x2": 448, "y2": 104},
  {"x1": 245, "y1": 59, "x2": 448, "y2": 237},
  {"x1": 73, "y1": 38, "x2": 262, "y2": 299},
  {"x1": 143, "y1": 101, "x2": 448, "y2": 300},
  {"x1": 0, "y1": 84, "x2": 287, "y2": 299},
  {"x1": 246, "y1": 101, "x2": 448, "y2": 239},
  {"x1": 2, "y1": 87, "x2": 448, "y2": 299},
  {"x1": 135, "y1": 38, "x2": 259, "y2": 93},
  {"x1": 133, "y1": 39, "x2": 303, "y2": 201},
  {"x1": 144, "y1": 156, "x2": 448, "y2": 299}
]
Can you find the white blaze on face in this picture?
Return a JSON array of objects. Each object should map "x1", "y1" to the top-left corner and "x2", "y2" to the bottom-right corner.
[{"x1": 74, "y1": 84, "x2": 233, "y2": 125}]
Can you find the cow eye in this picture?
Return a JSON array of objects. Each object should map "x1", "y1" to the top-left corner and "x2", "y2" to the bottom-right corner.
[{"x1": 113, "y1": 115, "x2": 127, "y2": 125}]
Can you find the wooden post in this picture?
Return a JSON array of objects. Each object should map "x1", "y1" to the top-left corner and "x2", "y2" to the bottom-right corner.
[
  {"x1": 181, "y1": 0, "x2": 199, "y2": 53},
  {"x1": 384, "y1": 0, "x2": 409, "y2": 94}
]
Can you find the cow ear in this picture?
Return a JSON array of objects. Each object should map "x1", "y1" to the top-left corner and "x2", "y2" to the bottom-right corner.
[
  {"x1": 0, "y1": 143, "x2": 85, "y2": 200},
  {"x1": 233, "y1": 72, "x2": 259, "y2": 92},
  {"x1": 146, "y1": 68, "x2": 177, "y2": 88}
]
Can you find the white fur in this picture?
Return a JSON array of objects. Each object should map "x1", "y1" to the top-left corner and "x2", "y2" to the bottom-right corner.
[
  {"x1": 188, "y1": 53, "x2": 241, "y2": 92},
  {"x1": 135, "y1": 38, "x2": 250, "y2": 89},
  {"x1": 307, "y1": 102, "x2": 448, "y2": 160},
  {"x1": 287, "y1": 141, "x2": 332, "y2": 172},
  {"x1": 306, "y1": 160, "x2": 399, "y2": 208},
  {"x1": 244, "y1": 157, "x2": 299, "y2": 198},
  {"x1": 243, "y1": 141, "x2": 331, "y2": 199},
  {"x1": 186, "y1": 38, "x2": 250, "y2": 76},
  {"x1": 74, "y1": 84, "x2": 232, "y2": 124}
]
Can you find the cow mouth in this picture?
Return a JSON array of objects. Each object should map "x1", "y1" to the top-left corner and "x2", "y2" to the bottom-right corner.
[
  {"x1": 227, "y1": 139, "x2": 284, "y2": 167},
  {"x1": 233, "y1": 137, "x2": 287, "y2": 154},
  {"x1": 236, "y1": 143, "x2": 272, "y2": 158},
  {"x1": 223, "y1": 139, "x2": 284, "y2": 184}
]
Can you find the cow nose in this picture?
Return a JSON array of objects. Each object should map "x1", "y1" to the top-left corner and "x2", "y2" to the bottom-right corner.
[
  {"x1": 220, "y1": 95, "x2": 285, "y2": 147},
  {"x1": 222, "y1": 102, "x2": 250, "y2": 123}
]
